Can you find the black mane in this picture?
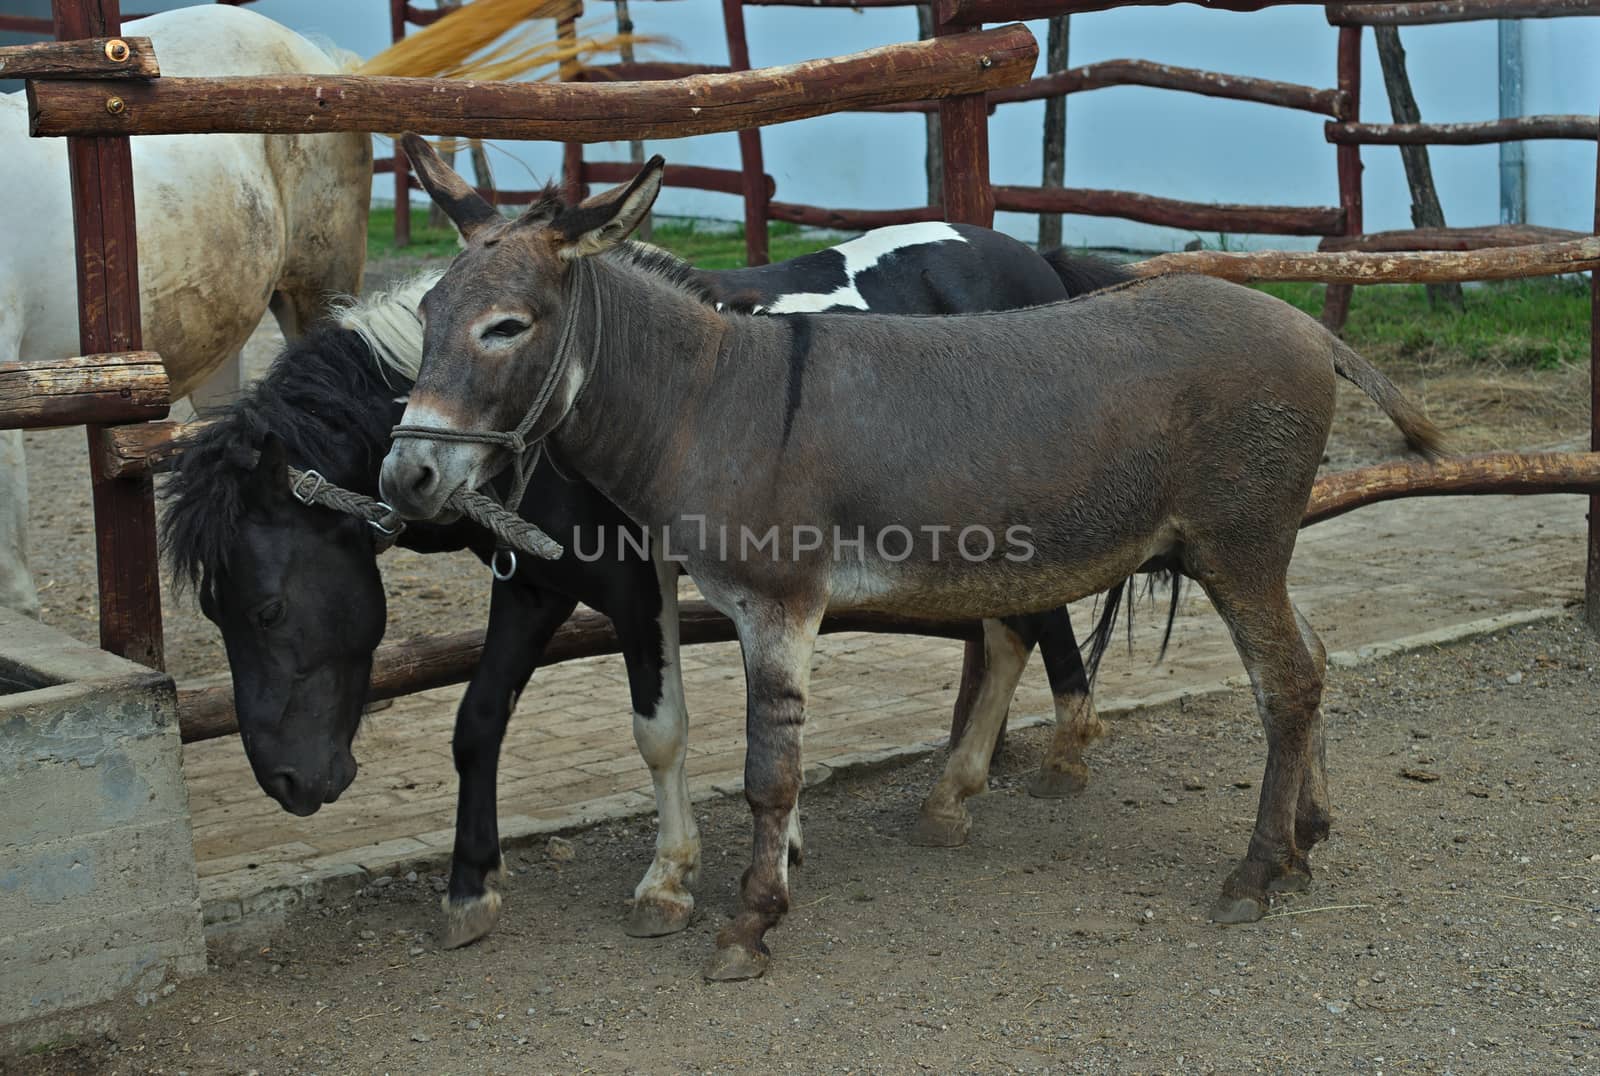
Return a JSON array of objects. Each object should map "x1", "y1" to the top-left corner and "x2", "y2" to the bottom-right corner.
[{"x1": 161, "y1": 325, "x2": 404, "y2": 598}]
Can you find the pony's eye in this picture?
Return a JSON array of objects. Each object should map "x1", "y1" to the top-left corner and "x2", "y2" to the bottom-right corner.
[
  {"x1": 483, "y1": 318, "x2": 530, "y2": 340},
  {"x1": 256, "y1": 599, "x2": 285, "y2": 629}
]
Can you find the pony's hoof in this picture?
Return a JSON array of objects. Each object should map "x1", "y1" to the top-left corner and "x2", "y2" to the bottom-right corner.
[
  {"x1": 1028, "y1": 766, "x2": 1088, "y2": 799},
  {"x1": 701, "y1": 944, "x2": 769, "y2": 982},
  {"x1": 908, "y1": 810, "x2": 971, "y2": 848},
  {"x1": 441, "y1": 889, "x2": 502, "y2": 949},
  {"x1": 624, "y1": 894, "x2": 694, "y2": 938},
  {"x1": 1209, "y1": 893, "x2": 1267, "y2": 925}
]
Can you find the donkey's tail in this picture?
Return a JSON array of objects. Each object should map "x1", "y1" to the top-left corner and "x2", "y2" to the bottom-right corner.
[
  {"x1": 1330, "y1": 338, "x2": 1449, "y2": 459},
  {"x1": 1081, "y1": 569, "x2": 1184, "y2": 684}
]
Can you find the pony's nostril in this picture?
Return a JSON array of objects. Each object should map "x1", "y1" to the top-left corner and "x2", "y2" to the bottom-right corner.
[{"x1": 264, "y1": 769, "x2": 298, "y2": 805}]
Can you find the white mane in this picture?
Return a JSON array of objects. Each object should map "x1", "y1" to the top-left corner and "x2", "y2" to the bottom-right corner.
[{"x1": 330, "y1": 270, "x2": 442, "y2": 386}]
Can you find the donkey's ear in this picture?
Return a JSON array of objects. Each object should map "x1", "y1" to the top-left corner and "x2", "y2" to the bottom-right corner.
[
  {"x1": 553, "y1": 155, "x2": 665, "y2": 260},
  {"x1": 400, "y1": 133, "x2": 499, "y2": 241}
]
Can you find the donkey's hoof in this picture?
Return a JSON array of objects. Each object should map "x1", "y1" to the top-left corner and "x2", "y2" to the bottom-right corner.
[
  {"x1": 442, "y1": 889, "x2": 502, "y2": 949},
  {"x1": 624, "y1": 894, "x2": 694, "y2": 938},
  {"x1": 908, "y1": 810, "x2": 971, "y2": 848},
  {"x1": 701, "y1": 944, "x2": 769, "y2": 982},
  {"x1": 1268, "y1": 865, "x2": 1312, "y2": 894},
  {"x1": 1028, "y1": 766, "x2": 1089, "y2": 799},
  {"x1": 1209, "y1": 893, "x2": 1267, "y2": 925}
]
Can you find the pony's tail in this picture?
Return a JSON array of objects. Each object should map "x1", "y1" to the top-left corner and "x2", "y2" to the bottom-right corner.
[
  {"x1": 1040, "y1": 248, "x2": 1135, "y2": 298},
  {"x1": 1331, "y1": 338, "x2": 1450, "y2": 459}
]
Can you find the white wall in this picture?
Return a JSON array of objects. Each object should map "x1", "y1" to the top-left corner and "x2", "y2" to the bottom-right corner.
[{"x1": 142, "y1": 1, "x2": 1600, "y2": 250}]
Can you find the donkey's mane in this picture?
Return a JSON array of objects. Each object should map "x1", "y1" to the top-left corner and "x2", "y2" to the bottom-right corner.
[
  {"x1": 607, "y1": 240, "x2": 721, "y2": 309},
  {"x1": 162, "y1": 276, "x2": 435, "y2": 597}
]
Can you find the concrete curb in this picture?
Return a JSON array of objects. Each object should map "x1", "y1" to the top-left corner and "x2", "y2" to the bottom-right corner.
[{"x1": 200, "y1": 604, "x2": 1572, "y2": 936}]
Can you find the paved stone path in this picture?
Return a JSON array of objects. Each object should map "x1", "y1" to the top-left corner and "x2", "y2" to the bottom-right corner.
[{"x1": 184, "y1": 489, "x2": 1587, "y2": 921}]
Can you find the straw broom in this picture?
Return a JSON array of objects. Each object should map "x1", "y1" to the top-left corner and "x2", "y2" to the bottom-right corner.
[{"x1": 353, "y1": 0, "x2": 655, "y2": 83}]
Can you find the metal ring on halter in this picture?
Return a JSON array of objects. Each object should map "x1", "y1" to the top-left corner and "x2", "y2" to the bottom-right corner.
[
  {"x1": 368, "y1": 505, "x2": 406, "y2": 538},
  {"x1": 491, "y1": 548, "x2": 518, "y2": 581},
  {"x1": 290, "y1": 469, "x2": 326, "y2": 506}
]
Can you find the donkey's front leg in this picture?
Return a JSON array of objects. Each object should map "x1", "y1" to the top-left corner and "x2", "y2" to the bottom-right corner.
[
  {"x1": 617, "y1": 553, "x2": 701, "y2": 938},
  {"x1": 444, "y1": 583, "x2": 578, "y2": 948},
  {"x1": 703, "y1": 603, "x2": 821, "y2": 982}
]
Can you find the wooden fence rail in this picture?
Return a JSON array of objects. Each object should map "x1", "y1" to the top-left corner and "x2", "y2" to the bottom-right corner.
[
  {"x1": 26, "y1": 24, "x2": 1038, "y2": 140},
  {"x1": 1132, "y1": 235, "x2": 1600, "y2": 283},
  {"x1": 0, "y1": 351, "x2": 168, "y2": 430},
  {"x1": 1326, "y1": 115, "x2": 1600, "y2": 145}
]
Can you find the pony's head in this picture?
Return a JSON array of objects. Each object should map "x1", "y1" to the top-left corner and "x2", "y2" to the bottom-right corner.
[{"x1": 163, "y1": 279, "x2": 432, "y2": 815}]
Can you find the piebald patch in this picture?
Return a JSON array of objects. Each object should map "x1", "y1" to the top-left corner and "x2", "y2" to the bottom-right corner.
[{"x1": 761, "y1": 222, "x2": 966, "y2": 314}]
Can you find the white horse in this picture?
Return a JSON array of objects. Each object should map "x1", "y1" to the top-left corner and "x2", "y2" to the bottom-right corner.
[{"x1": 0, "y1": 5, "x2": 371, "y2": 617}]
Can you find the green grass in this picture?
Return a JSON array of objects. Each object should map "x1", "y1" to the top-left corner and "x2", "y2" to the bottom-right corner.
[
  {"x1": 368, "y1": 207, "x2": 1589, "y2": 369},
  {"x1": 1259, "y1": 278, "x2": 1591, "y2": 370},
  {"x1": 366, "y1": 208, "x2": 837, "y2": 267}
]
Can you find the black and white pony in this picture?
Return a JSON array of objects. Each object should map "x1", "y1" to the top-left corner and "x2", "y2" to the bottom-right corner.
[{"x1": 163, "y1": 222, "x2": 1130, "y2": 948}]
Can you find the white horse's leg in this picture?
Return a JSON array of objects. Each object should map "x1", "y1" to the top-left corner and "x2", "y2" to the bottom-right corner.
[
  {"x1": 623, "y1": 552, "x2": 701, "y2": 938},
  {"x1": 0, "y1": 429, "x2": 39, "y2": 619},
  {"x1": 0, "y1": 306, "x2": 37, "y2": 619},
  {"x1": 910, "y1": 618, "x2": 1032, "y2": 847},
  {"x1": 188, "y1": 350, "x2": 244, "y2": 414}
]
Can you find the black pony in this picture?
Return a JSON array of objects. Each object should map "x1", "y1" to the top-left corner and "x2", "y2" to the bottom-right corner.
[{"x1": 164, "y1": 223, "x2": 1131, "y2": 948}]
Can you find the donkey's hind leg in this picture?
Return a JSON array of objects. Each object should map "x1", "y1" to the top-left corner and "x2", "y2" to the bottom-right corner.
[
  {"x1": 1292, "y1": 604, "x2": 1332, "y2": 871},
  {"x1": 910, "y1": 619, "x2": 1034, "y2": 848},
  {"x1": 1200, "y1": 573, "x2": 1326, "y2": 924},
  {"x1": 1028, "y1": 609, "x2": 1106, "y2": 799},
  {"x1": 444, "y1": 583, "x2": 577, "y2": 948}
]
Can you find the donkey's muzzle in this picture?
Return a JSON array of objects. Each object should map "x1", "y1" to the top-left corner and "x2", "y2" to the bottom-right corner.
[{"x1": 380, "y1": 444, "x2": 449, "y2": 520}]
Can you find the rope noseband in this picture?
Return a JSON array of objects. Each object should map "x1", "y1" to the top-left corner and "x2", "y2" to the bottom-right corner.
[
  {"x1": 390, "y1": 257, "x2": 600, "y2": 552},
  {"x1": 287, "y1": 467, "x2": 563, "y2": 565}
]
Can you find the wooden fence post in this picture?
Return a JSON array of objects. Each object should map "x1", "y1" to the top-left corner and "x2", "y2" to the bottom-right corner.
[
  {"x1": 933, "y1": 29, "x2": 994, "y2": 227},
  {"x1": 557, "y1": 10, "x2": 585, "y2": 204},
  {"x1": 1038, "y1": 15, "x2": 1069, "y2": 249},
  {"x1": 1324, "y1": 23, "x2": 1364, "y2": 332},
  {"x1": 721, "y1": 0, "x2": 770, "y2": 265},
  {"x1": 1588, "y1": 123, "x2": 1600, "y2": 633},
  {"x1": 389, "y1": 0, "x2": 411, "y2": 247},
  {"x1": 52, "y1": 0, "x2": 163, "y2": 668}
]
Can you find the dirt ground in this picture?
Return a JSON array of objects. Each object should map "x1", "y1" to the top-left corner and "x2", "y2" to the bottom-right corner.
[
  {"x1": 14, "y1": 614, "x2": 1598, "y2": 1074},
  {"x1": 15, "y1": 263, "x2": 1594, "y2": 681}
]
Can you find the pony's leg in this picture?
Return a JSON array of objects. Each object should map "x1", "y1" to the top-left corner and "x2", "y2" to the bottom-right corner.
[
  {"x1": 910, "y1": 618, "x2": 1033, "y2": 848},
  {"x1": 703, "y1": 601, "x2": 821, "y2": 982},
  {"x1": 618, "y1": 553, "x2": 700, "y2": 938},
  {"x1": 1200, "y1": 571, "x2": 1325, "y2": 924},
  {"x1": 0, "y1": 429, "x2": 39, "y2": 619},
  {"x1": 443, "y1": 582, "x2": 577, "y2": 949},
  {"x1": 1029, "y1": 608, "x2": 1107, "y2": 799}
]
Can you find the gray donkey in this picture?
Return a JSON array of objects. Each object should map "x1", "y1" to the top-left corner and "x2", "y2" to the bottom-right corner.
[{"x1": 381, "y1": 139, "x2": 1445, "y2": 981}]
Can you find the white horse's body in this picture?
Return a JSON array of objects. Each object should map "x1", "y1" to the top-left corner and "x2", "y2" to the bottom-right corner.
[{"x1": 0, "y1": 5, "x2": 371, "y2": 617}]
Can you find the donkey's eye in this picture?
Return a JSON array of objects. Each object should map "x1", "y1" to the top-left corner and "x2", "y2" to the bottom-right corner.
[
  {"x1": 255, "y1": 599, "x2": 285, "y2": 629},
  {"x1": 483, "y1": 318, "x2": 530, "y2": 340}
]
